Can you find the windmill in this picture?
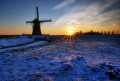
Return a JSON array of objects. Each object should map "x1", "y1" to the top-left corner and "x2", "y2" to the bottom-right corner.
[{"x1": 26, "y1": 7, "x2": 52, "y2": 35}]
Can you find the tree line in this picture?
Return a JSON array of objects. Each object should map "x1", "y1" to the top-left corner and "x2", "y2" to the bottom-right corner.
[{"x1": 75, "y1": 30, "x2": 119, "y2": 35}]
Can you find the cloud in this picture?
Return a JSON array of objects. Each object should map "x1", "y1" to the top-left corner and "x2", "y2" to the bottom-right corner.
[
  {"x1": 91, "y1": 9, "x2": 120, "y2": 25},
  {"x1": 54, "y1": 0, "x2": 119, "y2": 27},
  {"x1": 52, "y1": 0, "x2": 76, "y2": 10}
]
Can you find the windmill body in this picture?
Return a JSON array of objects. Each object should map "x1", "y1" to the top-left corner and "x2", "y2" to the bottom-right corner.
[
  {"x1": 26, "y1": 7, "x2": 52, "y2": 35},
  {"x1": 32, "y1": 18, "x2": 41, "y2": 35}
]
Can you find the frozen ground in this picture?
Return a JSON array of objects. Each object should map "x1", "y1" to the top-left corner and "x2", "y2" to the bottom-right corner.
[
  {"x1": 0, "y1": 41, "x2": 47, "y2": 53},
  {"x1": 0, "y1": 36, "x2": 120, "y2": 81},
  {"x1": 0, "y1": 36, "x2": 34, "y2": 49}
]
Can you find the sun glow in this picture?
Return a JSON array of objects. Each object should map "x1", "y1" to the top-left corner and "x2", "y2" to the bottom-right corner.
[{"x1": 68, "y1": 29, "x2": 74, "y2": 35}]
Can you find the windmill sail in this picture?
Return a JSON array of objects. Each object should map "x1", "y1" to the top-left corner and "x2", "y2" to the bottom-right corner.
[{"x1": 36, "y1": 7, "x2": 39, "y2": 20}]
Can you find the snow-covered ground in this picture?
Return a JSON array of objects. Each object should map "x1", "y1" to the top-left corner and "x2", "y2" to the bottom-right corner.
[
  {"x1": 0, "y1": 41, "x2": 47, "y2": 53},
  {"x1": 0, "y1": 37, "x2": 120, "y2": 81},
  {"x1": 0, "y1": 36, "x2": 34, "y2": 49}
]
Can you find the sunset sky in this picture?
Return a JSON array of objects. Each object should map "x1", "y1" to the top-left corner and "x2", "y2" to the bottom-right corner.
[{"x1": 0, "y1": 0, "x2": 120, "y2": 35}]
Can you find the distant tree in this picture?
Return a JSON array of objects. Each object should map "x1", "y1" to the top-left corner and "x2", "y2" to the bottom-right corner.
[
  {"x1": 75, "y1": 32, "x2": 80, "y2": 36},
  {"x1": 107, "y1": 31, "x2": 111, "y2": 35},
  {"x1": 104, "y1": 31, "x2": 107, "y2": 35},
  {"x1": 80, "y1": 30, "x2": 83, "y2": 35},
  {"x1": 84, "y1": 30, "x2": 101, "y2": 35},
  {"x1": 101, "y1": 31, "x2": 104, "y2": 35},
  {"x1": 90, "y1": 30, "x2": 93, "y2": 33},
  {"x1": 112, "y1": 30, "x2": 115, "y2": 35},
  {"x1": 75, "y1": 30, "x2": 83, "y2": 36}
]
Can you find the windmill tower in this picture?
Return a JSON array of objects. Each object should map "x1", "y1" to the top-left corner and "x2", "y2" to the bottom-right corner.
[{"x1": 26, "y1": 7, "x2": 52, "y2": 35}]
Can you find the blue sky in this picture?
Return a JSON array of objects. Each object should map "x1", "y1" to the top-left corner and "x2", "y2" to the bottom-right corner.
[{"x1": 0, "y1": 0, "x2": 120, "y2": 35}]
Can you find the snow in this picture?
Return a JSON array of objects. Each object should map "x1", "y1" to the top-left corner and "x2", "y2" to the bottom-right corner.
[
  {"x1": 0, "y1": 36, "x2": 34, "y2": 49},
  {"x1": 0, "y1": 41, "x2": 47, "y2": 53},
  {"x1": 0, "y1": 38, "x2": 120, "y2": 81}
]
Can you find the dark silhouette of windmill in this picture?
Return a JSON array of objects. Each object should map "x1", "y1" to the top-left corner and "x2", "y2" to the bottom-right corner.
[{"x1": 26, "y1": 7, "x2": 52, "y2": 35}]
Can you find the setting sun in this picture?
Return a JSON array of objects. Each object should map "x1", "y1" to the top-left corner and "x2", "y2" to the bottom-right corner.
[{"x1": 68, "y1": 29, "x2": 74, "y2": 35}]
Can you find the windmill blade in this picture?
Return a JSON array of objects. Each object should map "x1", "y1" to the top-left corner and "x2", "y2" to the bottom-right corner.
[
  {"x1": 36, "y1": 6, "x2": 39, "y2": 19},
  {"x1": 40, "y1": 19, "x2": 52, "y2": 22},
  {"x1": 26, "y1": 21, "x2": 33, "y2": 23}
]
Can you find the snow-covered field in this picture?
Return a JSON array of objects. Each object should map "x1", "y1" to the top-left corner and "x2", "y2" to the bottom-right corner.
[
  {"x1": 0, "y1": 36, "x2": 120, "y2": 81},
  {"x1": 0, "y1": 36, "x2": 34, "y2": 49}
]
